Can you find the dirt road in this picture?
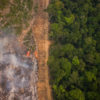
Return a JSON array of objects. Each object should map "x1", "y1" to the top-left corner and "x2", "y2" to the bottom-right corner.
[{"x1": 32, "y1": 0, "x2": 52, "y2": 100}]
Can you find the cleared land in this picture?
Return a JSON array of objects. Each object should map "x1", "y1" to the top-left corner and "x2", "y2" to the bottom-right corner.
[
  {"x1": 0, "y1": 0, "x2": 52, "y2": 100},
  {"x1": 33, "y1": 0, "x2": 52, "y2": 100}
]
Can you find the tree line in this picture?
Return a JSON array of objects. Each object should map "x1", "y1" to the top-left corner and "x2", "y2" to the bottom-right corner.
[{"x1": 47, "y1": 0, "x2": 100, "y2": 100}]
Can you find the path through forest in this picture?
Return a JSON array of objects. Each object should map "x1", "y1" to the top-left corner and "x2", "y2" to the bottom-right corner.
[{"x1": 32, "y1": 0, "x2": 52, "y2": 100}]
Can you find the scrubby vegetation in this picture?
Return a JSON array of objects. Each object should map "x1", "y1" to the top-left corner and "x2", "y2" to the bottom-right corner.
[
  {"x1": 0, "y1": 0, "x2": 9, "y2": 10},
  {"x1": 24, "y1": 29, "x2": 36, "y2": 52},
  {"x1": 0, "y1": 0, "x2": 34, "y2": 35},
  {"x1": 0, "y1": 0, "x2": 36, "y2": 52},
  {"x1": 47, "y1": 0, "x2": 100, "y2": 100}
]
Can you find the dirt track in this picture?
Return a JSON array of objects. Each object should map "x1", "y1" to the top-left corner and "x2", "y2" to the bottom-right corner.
[{"x1": 32, "y1": 0, "x2": 52, "y2": 100}]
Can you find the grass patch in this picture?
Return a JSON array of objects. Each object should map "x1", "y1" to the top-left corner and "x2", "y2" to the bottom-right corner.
[
  {"x1": 0, "y1": 0, "x2": 9, "y2": 10},
  {"x1": 23, "y1": 29, "x2": 36, "y2": 52},
  {"x1": 0, "y1": 0, "x2": 34, "y2": 35}
]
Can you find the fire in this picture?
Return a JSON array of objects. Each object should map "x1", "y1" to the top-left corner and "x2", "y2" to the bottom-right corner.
[
  {"x1": 0, "y1": 35, "x2": 38, "y2": 99},
  {"x1": 34, "y1": 50, "x2": 38, "y2": 59},
  {"x1": 26, "y1": 50, "x2": 30, "y2": 57},
  {"x1": 26, "y1": 50, "x2": 38, "y2": 59}
]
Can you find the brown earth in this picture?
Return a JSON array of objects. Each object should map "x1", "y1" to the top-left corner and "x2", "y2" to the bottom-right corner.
[
  {"x1": 2, "y1": 0, "x2": 52, "y2": 99},
  {"x1": 32, "y1": 0, "x2": 52, "y2": 100}
]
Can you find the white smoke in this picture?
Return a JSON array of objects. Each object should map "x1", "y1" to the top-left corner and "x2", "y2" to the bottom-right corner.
[
  {"x1": 0, "y1": 34, "x2": 38, "y2": 100},
  {"x1": 0, "y1": 35, "x2": 29, "y2": 68}
]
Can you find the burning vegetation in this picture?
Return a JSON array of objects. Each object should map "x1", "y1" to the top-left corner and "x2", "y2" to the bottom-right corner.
[{"x1": 0, "y1": 34, "x2": 38, "y2": 100}]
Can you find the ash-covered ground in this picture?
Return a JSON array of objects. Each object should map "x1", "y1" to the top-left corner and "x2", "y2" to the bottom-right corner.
[{"x1": 0, "y1": 34, "x2": 38, "y2": 100}]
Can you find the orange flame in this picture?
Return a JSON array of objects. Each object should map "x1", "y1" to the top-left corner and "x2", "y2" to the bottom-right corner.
[
  {"x1": 34, "y1": 50, "x2": 38, "y2": 58},
  {"x1": 26, "y1": 51, "x2": 30, "y2": 57}
]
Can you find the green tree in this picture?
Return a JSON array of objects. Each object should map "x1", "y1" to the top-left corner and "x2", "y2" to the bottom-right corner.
[
  {"x1": 69, "y1": 89, "x2": 85, "y2": 100},
  {"x1": 69, "y1": 71, "x2": 79, "y2": 85},
  {"x1": 87, "y1": 91, "x2": 100, "y2": 100},
  {"x1": 64, "y1": 14, "x2": 75, "y2": 24},
  {"x1": 60, "y1": 58, "x2": 71, "y2": 78},
  {"x1": 85, "y1": 71, "x2": 96, "y2": 82},
  {"x1": 62, "y1": 44, "x2": 76, "y2": 59},
  {"x1": 72, "y1": 56, "x2": 80, "y2": 66}
]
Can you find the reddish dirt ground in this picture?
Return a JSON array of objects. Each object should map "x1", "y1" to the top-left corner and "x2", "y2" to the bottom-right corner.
[{"x1": 32, "y1": 0, "x2": 52, "y2": 100}]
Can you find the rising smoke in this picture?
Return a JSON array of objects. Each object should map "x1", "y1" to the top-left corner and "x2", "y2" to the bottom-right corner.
[{"x1": 0, "y1": 33, "x2": 38, "y2": 100}]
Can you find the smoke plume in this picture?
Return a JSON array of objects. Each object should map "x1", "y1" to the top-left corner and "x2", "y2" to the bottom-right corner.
[{"x1": 0, "y1": 33, "x2": 38, "y2": 100}]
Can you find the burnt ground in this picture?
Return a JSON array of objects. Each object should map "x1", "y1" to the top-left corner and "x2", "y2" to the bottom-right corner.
[
  {"x1": 0, "y1": 35, "x2": 38, "y2": 100},
  {"x1": 0, "y1": 0, "x2": 52, "y2": 100}
]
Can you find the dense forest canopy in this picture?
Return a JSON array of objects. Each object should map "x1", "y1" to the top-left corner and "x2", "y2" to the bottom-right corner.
[{"x1": 47, "y1": 0, "x2": 100, "y2": 100}]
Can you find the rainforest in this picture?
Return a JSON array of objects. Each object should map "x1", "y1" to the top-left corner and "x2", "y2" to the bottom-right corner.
[{"x1": 47, "y1": 0, "x2": 100, "y2": 100}]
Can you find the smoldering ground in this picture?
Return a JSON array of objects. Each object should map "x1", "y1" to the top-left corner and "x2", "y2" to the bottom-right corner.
[{"x1": 0, "y1": 32, "x2": 38, "y2": 100}]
